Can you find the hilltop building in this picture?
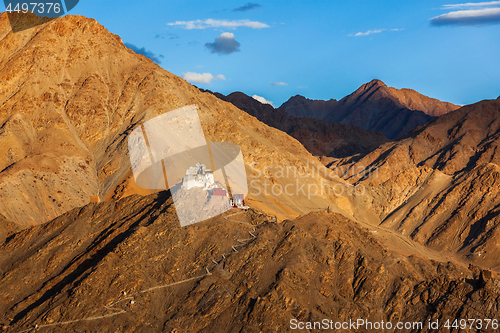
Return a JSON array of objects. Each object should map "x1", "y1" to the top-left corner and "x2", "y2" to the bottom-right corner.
[
  {"x1": 182, "y1": 163, "x2": 248, "y2": 210},
  {"x1": 182, "y1": 163, "x2": 216, "y2": 190}
]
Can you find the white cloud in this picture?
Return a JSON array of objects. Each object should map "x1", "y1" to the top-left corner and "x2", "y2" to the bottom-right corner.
[
  {"x1": 168, "y1": 19, "x2": 269, "y2": 30},
  {"x1": 348, "y1": 28, "x2": 403, "y2": 37},
  {"x1": 353, "y1": 29, "x2": 384, "y2": 37},
  {"x1": 430, "y1": 7, "x2": 500, "y2": 25},
  {"x1": 252, "y1": 95, "x2": 274, "y2": 107},
  {"x1": 182, "y1": 72, "x2": 226, "y2": 84},
  {"x1": 443, "y1": 1, "x2": 500, "y2": 8},
  {"x1": 270, "y1": 82, "x2": 288, "y2": 86}
]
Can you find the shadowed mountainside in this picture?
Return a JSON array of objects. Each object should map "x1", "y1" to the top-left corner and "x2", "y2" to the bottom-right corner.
[
  {"x1": 281, "y1": 80, "x2": 460, "y2": 139},
  {"x1": 208, "y1": 90, "x2": 388, "y2": 158},
  {"x1": 265, "y1": 95, "x2": 338, "y2": 122},
  {"x1": 330, "y1": 97, "x2": 500, "y2": 270},
  {"x1": 1, "y1": 192, "x2": 498, "y2": 332}
]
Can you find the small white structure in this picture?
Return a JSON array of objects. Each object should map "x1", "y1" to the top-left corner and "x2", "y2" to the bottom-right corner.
[
  {"x1": 231, "y1": 194, "x2": 249, "y2": 210},
  {"x1": 182, "y1": 163, "x2": 216, "y2": 190}
]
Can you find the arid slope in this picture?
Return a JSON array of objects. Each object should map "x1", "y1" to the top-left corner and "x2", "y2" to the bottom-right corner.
[
  {"x1": 331, "y1": 97, "x2": 500, "y2": 270},
  {"x1": 1, "y1": 193, "x2": 498, "y2": 332},
  {"x1": 0, "y1": 12, "x2": 351, "y2": 226}
]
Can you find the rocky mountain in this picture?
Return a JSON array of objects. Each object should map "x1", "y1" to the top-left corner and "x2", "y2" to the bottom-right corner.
[
  {"x1": 279, "y1": 95, "x2": 337, "y2": 120},
  {"x1": 0, "y1": 12, "x2": 351, "y2": 227},
  {"x1": 1, "y1": 192, "x2": 498, "y2": 332},
  {"x1": 281, "y1": 79, "x2": 460, "y2": 139},
  {"x1": 210, "y1": 91, "x2": 388, "y2": 158},
  {"x1": 329, "y1": 97, "x2": 500, "y2": 270},
  {"x1": 2, "y1": 10, "x2": 500, "y2": 333}
]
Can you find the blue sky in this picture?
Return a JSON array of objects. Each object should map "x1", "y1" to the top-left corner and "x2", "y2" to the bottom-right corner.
[{"x1": 3, "y1": 0, "x2": 500, "y2": 107}]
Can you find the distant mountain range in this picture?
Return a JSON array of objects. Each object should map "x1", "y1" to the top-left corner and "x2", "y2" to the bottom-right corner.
[
  {"x1": 212, "y1": 79, "x2": 460, "y2": 157},
  {"x1": 207, "y1": 90, "x2": 388, "y2": 158},
  {"x1": 332, "y1": 96, "x2": 500, "y2": 269},
  {"x1": 281, "y1": 79, "x2": 460, "y2": 139},
  {"x1": 2, "y1": 12, "x2": 500, "y2": 333}
]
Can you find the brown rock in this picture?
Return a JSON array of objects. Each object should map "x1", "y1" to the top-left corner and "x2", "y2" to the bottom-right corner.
[
  {"x1": 0, "y1": 195, "x2": 495, "y2": 332},
  {"x1": 0, "y1": 12, "x2": 343, "y2": 227},
  {"x1": 212, "y1": 91, "x2": 388, "y2": 158},
  {"x1": 480, "y1": 269, "x2": 492, "y2": 285},
  {"x1": 334, "y1": 97, "x2": 500, "y2": 268},
  {"x1": 283, "y1": 79, "x2": 459, "y2": 139}
]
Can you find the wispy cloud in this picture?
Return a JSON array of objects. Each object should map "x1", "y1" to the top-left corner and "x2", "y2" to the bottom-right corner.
[
  {"x1": 349, "y1": 28, "x2": 402, "y2": 37},
  {"x1": 352, "y1": 29, "x2": 384, "y2": 37},
  {"x1": 183, "y1": 72, "x2": 226, "y2": 84},
  {"x1": 443, "y1": 1, "x2": 500, "y2": 8},
  {"x1": 234, "y1": 3, "x2": 262, "y2": 11},
  {"x1": 205, "y1": 32, "x2": 241, "y2": 55},
  {"x1": 270, "y1": 82, "x2": 288, "y2": 86},
  {"x1": 168, "y1": 19, "x2": 269, "y2": 30},
  {"x1": 430, "y1": 7, "x2": 500, "y2": 25},
  {"x1": 155, "y1": 33, "x2": 179, "y2": 40},
  {"x1": 252, "y1": 95, "x2": 274, "y2": 106},
  {"x1": 124, "y1": 43, "x2": 162, "y2": 64}
]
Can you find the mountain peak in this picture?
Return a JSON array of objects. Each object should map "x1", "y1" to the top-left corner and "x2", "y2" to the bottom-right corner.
[
  {"x1": 355, "y1": 79, "x2": 388, "y2": 94},
  {"x1": 303, "y1": 80, "x2": 461, "y2": 139},
  {"x1": 368, "y1": 79, "x2": 387, "y2": 87},
  {"x1": 2, "y1": 12, "x2": 107, "y2": 35},
  {"x1": 287, "y1": 95, "x2": 308, "y2": 102},
  {"x1": 280, "y1": 95, "x2": 338, "y2": 120},
  {"x1": 363, "y1": 79, "x2": 386, "y2": 89}
]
